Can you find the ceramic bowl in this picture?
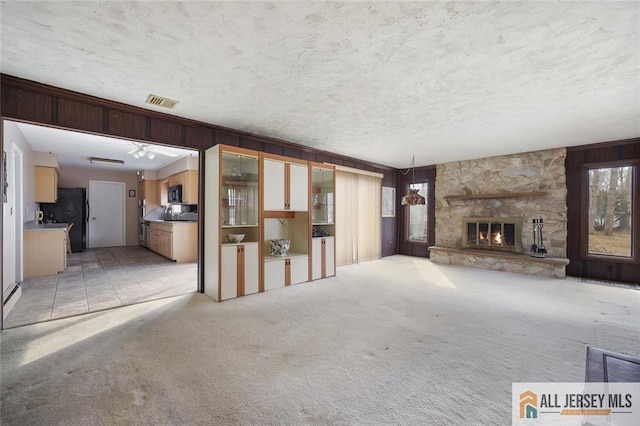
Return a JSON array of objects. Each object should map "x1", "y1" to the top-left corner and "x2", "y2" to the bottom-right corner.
[
  {"x1": 226, "y1": 233, "x2": 245, "y2": 243},
  {"x1": 270, "y1": 239, "x2": 290, "y2": 256}
]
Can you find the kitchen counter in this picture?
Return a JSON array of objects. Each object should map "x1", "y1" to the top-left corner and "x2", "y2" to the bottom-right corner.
[
  {"x1": 24, "y1": 221, "x2": 69, "y2": 231},
  {"x1": 24, "y1": 223, "x2": 68, "y2": 278}
]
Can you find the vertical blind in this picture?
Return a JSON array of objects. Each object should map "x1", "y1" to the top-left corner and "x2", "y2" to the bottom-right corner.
[{"x1": 335, "y1": 170, "x2": 381, "y2": 266}]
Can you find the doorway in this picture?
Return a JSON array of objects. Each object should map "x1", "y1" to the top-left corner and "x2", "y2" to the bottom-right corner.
[
  {"x1": 88, "y1": 180, "x2": 125, "y2": 248},
  {"x1": 2, "y1": 144, "x2": 24, "y2": 319}
]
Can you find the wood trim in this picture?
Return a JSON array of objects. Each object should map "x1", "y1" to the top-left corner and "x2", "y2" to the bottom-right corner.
[
  {"x1": 263, "y1": 211, "x2": 295, "y2": 219},
  {"x1": 309, "y1": 161, "x2": 335, "y2": 171},
  {"x1": 219, "y1": 143, "x2": 261, "y2": 158},
  {"x1": 217, "y1": 146, "x2": 223, "y2": 302},
  {"x1": 259, "y1": 152, "x2": 265, "y2": 293},
  {"x1": 321, "y1": 239, "x2": 327, "y2": 278},
  {"x1": 237, "y1": 245, "x2": 245, "y2": 297},
  {"x1": 285, "y1": 259, "x2": 291, "y2": 286},
  {"x1": 444, "y1": 191, "x2": 548, "y2": 202},
  {"x1": 262, "y1": 151, "x2": 311, "y2": 165}
]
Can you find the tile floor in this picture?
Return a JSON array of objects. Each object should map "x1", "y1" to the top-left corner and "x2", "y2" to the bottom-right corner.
[{"x1": 4, "y1": 246, "x2": 197, "y2": 328}]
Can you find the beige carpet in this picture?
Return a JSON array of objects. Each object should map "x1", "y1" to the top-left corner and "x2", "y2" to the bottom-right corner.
[{"x1": 1, "y1": 255, "x2": 639, "y2": 425}]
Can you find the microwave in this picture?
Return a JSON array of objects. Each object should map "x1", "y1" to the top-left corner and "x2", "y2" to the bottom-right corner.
[{"x1": 168, "y1": 185, "x2": 183, "y2": 204}]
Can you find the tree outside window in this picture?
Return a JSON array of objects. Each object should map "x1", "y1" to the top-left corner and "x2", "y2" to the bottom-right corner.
[{"x1": 587, "y1": 165, "x2": 633, "y2": 257}]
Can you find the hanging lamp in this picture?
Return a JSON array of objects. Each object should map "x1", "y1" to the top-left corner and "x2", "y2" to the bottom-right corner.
[{"x1": 401, "y1": 155, "x2": 426, "y2": 206}]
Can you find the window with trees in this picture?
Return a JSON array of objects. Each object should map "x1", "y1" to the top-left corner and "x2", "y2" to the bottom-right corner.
[
  {"x1": 587, "y1": 164, "x2": 634, "y2": 258},
  {"x1": 406, "y1": 182, "x2": 428, "y2": 243}
]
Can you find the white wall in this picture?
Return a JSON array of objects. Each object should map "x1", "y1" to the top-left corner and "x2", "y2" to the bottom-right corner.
[{"x1": 58, "y1": 166, "x2": 139, "y2": 246}]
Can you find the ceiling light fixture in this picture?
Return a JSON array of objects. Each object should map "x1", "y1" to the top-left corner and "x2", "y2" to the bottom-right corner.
[
  {"x1": 90, "y1": 157, "x2": 124, "y2": 166},
  {"x1": 400, "y1": 155, "x2": 426, "y2": 206}
]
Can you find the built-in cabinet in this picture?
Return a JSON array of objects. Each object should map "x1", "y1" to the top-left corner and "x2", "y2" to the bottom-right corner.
[
  {"x1": 310, "y1": 164, "x2": 336, "y2": 279},
  {"x1": 167, "y1": 170, "x2": 198, "y2": 204},
  {"x1": 24, "y1": 228, "x2": 67, "y2": 278},
  {"x1": 148, "y1": 221, "x2": 197, "y2": 262},
  {"x1": 34, "y1": 166, "x2": 58, "y2": 203},
  {"x1": 204, "y1": 144, "x2": 336, "y2": 302}
]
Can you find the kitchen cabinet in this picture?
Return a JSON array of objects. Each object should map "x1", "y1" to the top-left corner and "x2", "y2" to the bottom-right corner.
[
  {"x1": 264, "y1": 255, "x2": 309, "y2": 290},
  {"x1": 204, "y1": 145, "x2": 261, "y2": 301},
  {"x1": 263, "y1": 156, "x2": 308, "y2": 211},
  {"x1": 164, "y1": 170, "x2": 198, "y2": 204},
  {"x1": 34, "y1": 166, "x2": 58, "y2": 203},
  {"x1": 221, "y1": 243, "x2": 259, "y2": 300},
  {"x1": 312, "y1": 237, "x2": 335, "y2": 280},
  {"x1": 148, "y1": 221, "x2": 197, "y2": 262},
  {"x1": 138, "y1": 179, "x2": 159, "y2": 206},
  {"x1": 24, "y1": 226, "x2": 67, "y2": 278}
]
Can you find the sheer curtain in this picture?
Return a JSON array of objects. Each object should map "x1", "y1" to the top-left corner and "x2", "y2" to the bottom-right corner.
[{"x1": 335, "y1": 169, "x2": 381, "y2": 266}]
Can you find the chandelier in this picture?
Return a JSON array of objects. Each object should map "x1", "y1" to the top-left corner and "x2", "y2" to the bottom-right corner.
[{"x1": 400, "y1": 155, "x2": 426, "y2": 206}]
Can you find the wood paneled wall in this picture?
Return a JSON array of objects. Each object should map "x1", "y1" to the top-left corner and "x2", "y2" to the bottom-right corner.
[
  {"x1": 0, "y1": 74, "x2": 399, "y2": 296},
  {"x1": 566, "y1": 139, "x2": 640, "y2": 283}
]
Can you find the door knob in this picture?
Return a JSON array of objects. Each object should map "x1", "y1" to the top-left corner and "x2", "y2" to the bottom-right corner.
[{"x1": 92, "y1": 217, "x2": 96, "y2": 220}]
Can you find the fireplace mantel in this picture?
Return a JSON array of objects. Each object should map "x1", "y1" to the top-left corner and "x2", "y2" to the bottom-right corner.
[{"x1": 444, "y1": 191, "x2": 547, "y2": 205}]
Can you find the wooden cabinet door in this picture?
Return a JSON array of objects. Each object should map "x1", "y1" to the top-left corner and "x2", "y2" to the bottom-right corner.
[
  {"x1": 183, "y1": 170, "x2": 198, "y2": 204},
  {"x1": 264, "y1": 259, "x2": 285, "y2": 291},
  {"x1": 243, "y1": 243, "x2": 259, "y2": 295},
  {"x1": 221, "y1": 245, "x2": 238, "y2": 300},
  {"x1": 34, "y1": 166, "x2": 58, "y2": 203},
  {"x1": 263, "y1": 159, "x2": 285, "y2": 210}
]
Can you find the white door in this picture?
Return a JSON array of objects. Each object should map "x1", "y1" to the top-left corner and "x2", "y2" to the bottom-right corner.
[
  {"x1": 264, "y1": 259, "x2": 285, "y2": 291},
  {"x1": 263, "y1": 159, "x2": 285, "y2": 210},
  {"x1": 312, "y1": 238, "x2": 323, "y2": 280},
  {"x1": 243, "y1": 243, "x2": 259, "y2": 295},
  {"x1": 289, "y1": 163, "x2": 308, "y2": 211},
  {"x1": 221, "y1": 245, "x2": 238, "y2": 300},
  {"x1": 88, "y1": 180, "x2": 125, "y2": 248},
  {"x1": 290, "y1": 256, "x2": 309, "y2": 285}
]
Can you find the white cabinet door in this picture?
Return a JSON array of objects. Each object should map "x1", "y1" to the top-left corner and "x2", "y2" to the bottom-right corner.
[
  {"x1": 263, "y1": 159, "x2": 285, "y2": 210},
  {"x1": 289, "y1": 163, "x2": 309, "y2": 211},
  {"x1": 325, "y1": 237, "x2": 335, "y2": 277},
  {"x1": 290, "y1": 256, "x2": 309, "y2": 285},
  {"x1": 264, "y1": 259, "x2": 285, "y2": 291},
  {"x1": 243, "y1": 243, "x2": 259, "y2": 295},
  {"x1": 221, "y1": 245, "x2": 238, "y2": 300},
  {"x1": 312, "y1": 238, "x2": 323, "y2": 280}
]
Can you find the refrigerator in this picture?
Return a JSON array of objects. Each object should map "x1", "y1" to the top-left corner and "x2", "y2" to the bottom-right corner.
[{"x1": 40, "y1": 187, "x2": 87, "y2": 252}]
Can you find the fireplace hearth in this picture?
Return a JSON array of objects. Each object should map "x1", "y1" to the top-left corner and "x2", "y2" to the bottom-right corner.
[{"x1": 463, "y1": 217, "x2": 522, "y2": 253}]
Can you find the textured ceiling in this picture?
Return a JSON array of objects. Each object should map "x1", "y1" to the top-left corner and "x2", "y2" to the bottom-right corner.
[{"x1": 1, "y1": 1, "x2": 639, "y2": 168}]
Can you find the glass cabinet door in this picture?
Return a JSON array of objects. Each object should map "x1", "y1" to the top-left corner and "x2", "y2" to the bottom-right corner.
[
  {"x1": 221, "y1": 152, "x2": 259, "y2": 227},
  {"x1": 311, "y1": 167, "x2": 334, "y2": 225}
]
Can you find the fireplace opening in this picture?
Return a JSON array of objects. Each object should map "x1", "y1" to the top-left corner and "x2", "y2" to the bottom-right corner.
[{"x1": 463, "y1": 217, "x2": 522, "y2": 253}]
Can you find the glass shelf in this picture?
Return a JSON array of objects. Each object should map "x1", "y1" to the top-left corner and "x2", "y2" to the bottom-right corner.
[{"x1": 221, "y1": 152, "x2": 259, "y2": 227}]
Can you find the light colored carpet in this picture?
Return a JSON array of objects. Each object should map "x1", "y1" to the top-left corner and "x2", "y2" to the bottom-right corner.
[{"x1": 1, "y1": 255, "x2": 639, "y2": 425}]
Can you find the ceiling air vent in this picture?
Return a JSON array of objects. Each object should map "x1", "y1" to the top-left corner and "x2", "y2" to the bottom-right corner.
[{"x1": 145, "y1": 94, "x2": 179, "y2": 109}]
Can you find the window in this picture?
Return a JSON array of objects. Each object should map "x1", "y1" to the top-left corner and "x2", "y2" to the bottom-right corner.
[
  {"x1": 406, "y1": 182, "x2": 428, "y2": 243},
  {"x1": 587, "y1": 165, "x2": 634, "y2": 258}
]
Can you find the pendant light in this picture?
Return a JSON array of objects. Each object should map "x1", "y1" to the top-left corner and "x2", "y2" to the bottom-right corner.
[{"x1": 401, "y1": 155, "x2": 426, "y2": 206}]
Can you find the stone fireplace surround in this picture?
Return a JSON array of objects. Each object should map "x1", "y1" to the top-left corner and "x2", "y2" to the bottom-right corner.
[{"x1": 429, "y1": 148, "x2": 570, "y2": 278}]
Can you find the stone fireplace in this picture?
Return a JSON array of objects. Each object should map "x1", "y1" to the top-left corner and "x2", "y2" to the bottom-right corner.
[{"x1": 429, "y1": 148, "x2": 569, "y2": 278}]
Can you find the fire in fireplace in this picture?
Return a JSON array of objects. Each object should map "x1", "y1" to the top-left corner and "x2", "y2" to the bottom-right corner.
[{"x1": 463, "y1": 217, "x2": 522, "y2": 253}]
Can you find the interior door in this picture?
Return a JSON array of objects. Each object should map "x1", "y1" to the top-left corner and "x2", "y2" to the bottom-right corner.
[{"x1": 88, "y1": 180, "x2": 125, "y2": 248}]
